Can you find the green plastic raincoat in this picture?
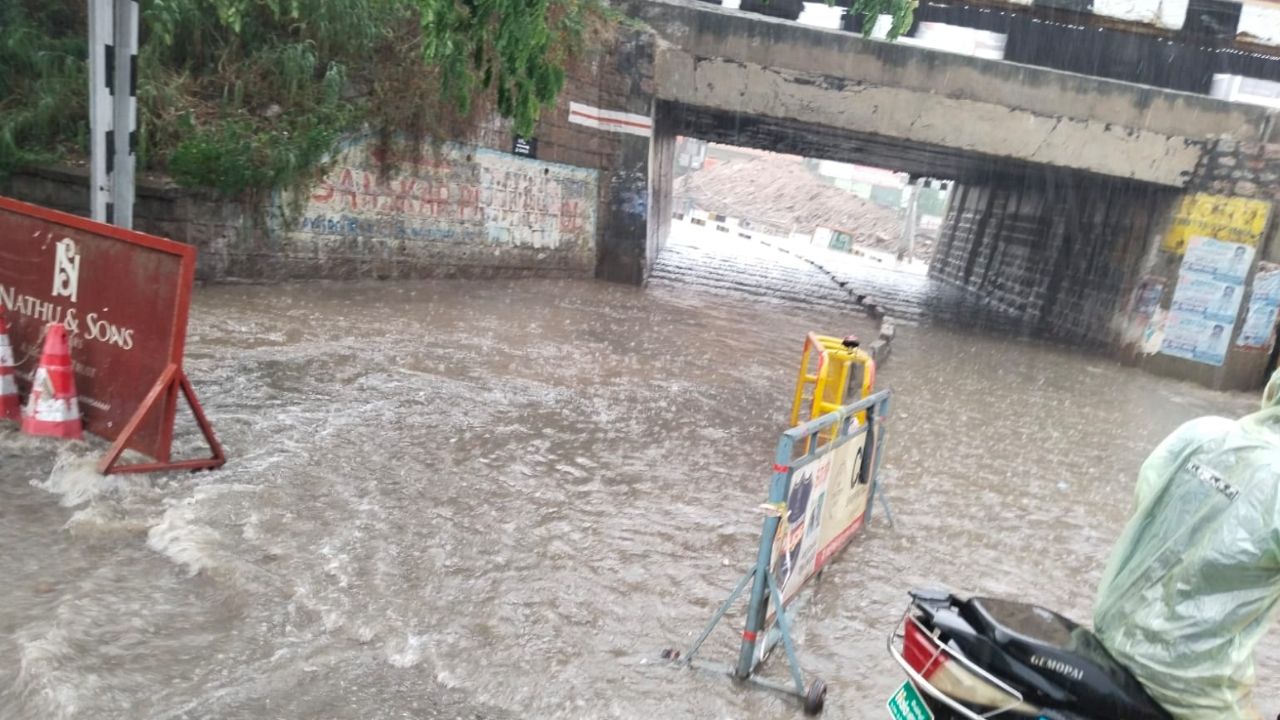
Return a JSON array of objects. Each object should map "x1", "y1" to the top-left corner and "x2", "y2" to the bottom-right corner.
[{"x1": 1094, "y1": 371, "x2": 1280, "y2": 720}]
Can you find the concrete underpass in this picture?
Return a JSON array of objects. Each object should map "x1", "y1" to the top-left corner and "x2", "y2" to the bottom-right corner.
[
  {"x1": 656, "y1": 101, "x2": 1174, "y2": 347},
  {"x1": 619, "y1": 0, "x2": 1280, "y2": 390},
  {"x1": 5, "y1": 2, "x2": 1280, "y2": 718}
]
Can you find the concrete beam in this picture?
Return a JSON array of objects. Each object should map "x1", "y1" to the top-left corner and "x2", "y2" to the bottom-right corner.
[{"x1": 629, "y1": 0, "x2": 1280, "y2": 186}]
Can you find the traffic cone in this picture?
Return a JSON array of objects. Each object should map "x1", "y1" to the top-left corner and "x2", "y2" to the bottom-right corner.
[
  {"x1": 0, "y1": 308, "x2": 18, "y2": 421},
  {"x1": 22, "y1": 323, "x2": 83, "y2": 440}
]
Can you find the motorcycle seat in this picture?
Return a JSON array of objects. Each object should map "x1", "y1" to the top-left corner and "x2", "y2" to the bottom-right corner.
[
  {"x1": 962, "y1": 597, "x2": 1170, "y2": 720},
  {"x1": 965, "y1": 597, "x2": 1081, "y2": 657}
]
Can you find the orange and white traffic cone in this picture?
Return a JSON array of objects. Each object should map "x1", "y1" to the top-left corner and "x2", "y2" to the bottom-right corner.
[
  {"x1": 0, "y1": 308, "x2": 18, "y2": 422},
  {"x1": 21, "y1": 323, "x2": 83, "y2": 440}
]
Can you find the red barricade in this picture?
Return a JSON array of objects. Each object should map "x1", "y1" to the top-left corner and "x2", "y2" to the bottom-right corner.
[{"x1": 0, "y1": 196, "x2": 224, "y2": 474}]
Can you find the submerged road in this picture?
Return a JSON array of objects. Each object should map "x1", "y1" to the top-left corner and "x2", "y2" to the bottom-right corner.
[{"x1": 2, "y1": 228, "x2": 1275, "y2": 718}]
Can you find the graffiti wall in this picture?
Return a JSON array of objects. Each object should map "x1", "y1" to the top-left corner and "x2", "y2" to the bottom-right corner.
[{"x1": 278, "y1": 139, "x2": 600, "y2": 277}]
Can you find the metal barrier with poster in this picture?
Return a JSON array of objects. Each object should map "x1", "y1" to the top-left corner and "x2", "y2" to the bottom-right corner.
[
  {"x1": 666, "y1": 389, "x2": 892, "y2": 715},
  {"x1": 0, "y1": 196, "x2": 224, "y2": 474}
]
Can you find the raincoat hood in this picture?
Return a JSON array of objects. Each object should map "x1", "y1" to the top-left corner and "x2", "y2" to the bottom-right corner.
[{"x1": 1094, "y1": 371, "x2": 1280, "y2": 720}]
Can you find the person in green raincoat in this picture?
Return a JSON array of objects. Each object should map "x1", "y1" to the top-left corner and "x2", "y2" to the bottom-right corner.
[{"x1": 1094, "y1": 370, "x2": 1280, "y2": 719}]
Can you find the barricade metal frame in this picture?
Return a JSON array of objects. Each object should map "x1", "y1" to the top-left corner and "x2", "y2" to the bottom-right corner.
[
  {"x1": 667, "y1": 390, "x2": 892, "y2": 714},
  {"x1": 791, "y1": 332, "x2": 875, "y2": 430}
]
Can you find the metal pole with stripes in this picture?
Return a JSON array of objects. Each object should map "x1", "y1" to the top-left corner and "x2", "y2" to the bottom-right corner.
[
  {"x1": 88, "y1": 0, "x2": 112, "y2": 223},
  {"x1": 88, "y1": 0, "x2": 138, "y2": 228}
]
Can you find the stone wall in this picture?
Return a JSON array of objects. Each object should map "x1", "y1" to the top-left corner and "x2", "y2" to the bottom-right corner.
[
  {"x1": 1, "y1": 27, "x2": 659, "y2": 285},
  {"x1": 1122, "y1": 138, "x2": 1280, "y2": 390},
  {"x1": 523, "y1": 30, "x2": 658, "y2": 283},
  {"x1": 928, "y1": 140, "x2": 1280, "y2": 390},
  {"x1": 1187, "y1": 139, "x2": 1280, "y2": 204},
  {"x1": 0, "y1": 166, "x2": 250, "y2": 283},
  {"x1": 252, "y1": 141, "x2": 600, "y2": 280},
  {"x1": 930, "y1": 173, "x2": 1170, "y2": 346}
]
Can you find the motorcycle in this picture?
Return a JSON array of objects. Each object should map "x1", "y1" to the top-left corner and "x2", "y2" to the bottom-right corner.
[{"x1": 886, "y1": 588, "x2": 1171, "y2": 720}]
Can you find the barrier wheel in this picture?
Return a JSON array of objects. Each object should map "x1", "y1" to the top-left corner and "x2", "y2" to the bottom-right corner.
[{"x1": 803, "y1": 678, "x2": 827, "y2": 715}]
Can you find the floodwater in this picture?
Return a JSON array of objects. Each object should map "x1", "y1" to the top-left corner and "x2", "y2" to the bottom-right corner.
[{"x1": 2, "y1": 227, "x2": 1277, "y2": 719}]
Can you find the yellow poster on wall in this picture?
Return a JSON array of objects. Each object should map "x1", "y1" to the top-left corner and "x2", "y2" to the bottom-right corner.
[{"x1": 1162, "y1": 194, "x2": 1271, "y2": 254}]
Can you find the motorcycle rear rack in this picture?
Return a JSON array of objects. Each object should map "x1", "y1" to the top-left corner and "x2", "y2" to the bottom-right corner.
[{"x1": 887, "y1": 607, "x2": 1028, "y2": 720}]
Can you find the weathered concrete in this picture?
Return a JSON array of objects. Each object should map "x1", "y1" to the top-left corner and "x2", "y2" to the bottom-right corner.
[
  {"x1": 2, "y1": 144, "x2": 606, "y2": 283},
  {"x1": 930, "y1": 173, "x2": 1173, "y2": 346},
  {"x1": 627, "y1": 0, "x2": 1278, "y2": 187},
  {"x1": 868, "y1": 317, "x2": 896, "y2": 367},
  {"x1": 592, "y1": 32, "x2": 661, "y2": 284},
  {"x1": 271, "y1": 139, "x2": 600, "y2": 280},
  {"x1": 924, "y1": 137, "x2": 1280, "y2": 391},
  {"x1": 603, "y1": 0, "x2": 1280, "y2": 391},
  {"x1": 646, "y1": 109, "x2": 678, "y2": 275}
]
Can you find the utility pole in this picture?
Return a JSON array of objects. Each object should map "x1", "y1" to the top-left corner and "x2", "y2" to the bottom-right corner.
[
  {"x1": 88, "y1": 0, "x2": 111, "y2": 222},
  {"x1": 88, "y1": 0, "x2": 139, "y2": 228},
  {"x1": 898, "y1": 177, "x2": 922, "y2": 262}
]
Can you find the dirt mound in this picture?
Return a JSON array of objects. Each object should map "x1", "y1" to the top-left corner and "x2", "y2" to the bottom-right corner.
[{"x1": 675, "y1": 152, "x2": 909, "y2": 254}]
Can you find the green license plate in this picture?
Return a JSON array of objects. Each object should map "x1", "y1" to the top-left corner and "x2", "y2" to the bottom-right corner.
[{"x1": 887, "y1": 681, "x2": 934, "y2": 720}]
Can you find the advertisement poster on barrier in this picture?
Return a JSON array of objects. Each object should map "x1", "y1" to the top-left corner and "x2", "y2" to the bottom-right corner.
[
  {"x1": 771, "y1": 431, "x2": 871, "y2": 608},
  {"x1": 776, "y1": 449, "x2": 830, "y2": 606},
  {"x1": 1238, "y1": 262, "x2": 1280, "y2": 350},
  {"x1": 1161, "y1": 236, "x2": 1251, "y2": 366},
  {"x1": 815, "y1": 436, "x2": 870, "y2": 568},
  {"x1": 1161, "y1": 193, "x2": 1271, "y2": 255}
]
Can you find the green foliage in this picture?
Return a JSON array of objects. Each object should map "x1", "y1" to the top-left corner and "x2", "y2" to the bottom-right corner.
[
  {"x1": 141, "y1": 0, "x2": 409, "y2": 194},
  {"x1": 417, "y1": 0, "x2": 594, "y2": 137},
  {"x1": 0, "y1": 2, "x2": 87, "y2": 179},
  {"x1": 0, "y1": 0, "x2": 603, "y2": 194},
  {"x1": 167, "y1": 107, "x2": 349, "y2": 195},
  {"x1": 843, "y1": 0, "x2": 918, "y2": 40},
  {"x1": 145, "y1": 0, "x2": 409, "y2": 72}
]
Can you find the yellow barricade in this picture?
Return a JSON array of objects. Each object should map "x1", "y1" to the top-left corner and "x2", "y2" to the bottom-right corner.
[{"x1": 790, "y1": 332, "x2": 876, "y2": 433}]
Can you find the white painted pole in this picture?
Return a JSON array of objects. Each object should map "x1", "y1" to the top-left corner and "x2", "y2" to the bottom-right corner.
[
  {"x1": 111, "y1": 0, "x2": 139, "y2": 228},
  {"x1": 88, "y1": 0, "x2": 113, "y2": 222},
  {"x1": 898, "y1": 180, "x2": 919, "y2": 261}
]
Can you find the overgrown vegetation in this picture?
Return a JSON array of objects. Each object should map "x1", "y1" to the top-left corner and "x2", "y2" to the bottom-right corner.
[
  {"x1": 0, "y1": 3, "x2": 88, "y2": 175},
  {"x1": 0, "y1": 0, "x2": 602, "y2": 195},
  {"x1": 0, "y1": 0, "x2": 915, "y2": 197}
]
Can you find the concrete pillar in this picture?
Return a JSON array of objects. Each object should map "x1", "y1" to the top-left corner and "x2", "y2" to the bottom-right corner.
[
  {"x1": 595, "y1": 34, "x2": 660, "y2": 285},
  {"x1": 596, "y1": 129, "x2": 652, "y2": 285},
  {"x1": 929, "y1": 171, "x2": 1168, "y2": 347},
  {"x1": 647, "y1": 105, "x2": 678, "y2": 273},
  {"x1": 1110, "y1": 138, "x2": 1280, "y2": 390},
  {"x1": 897, "y1": 179, "x2": 920, "y2": 261}
]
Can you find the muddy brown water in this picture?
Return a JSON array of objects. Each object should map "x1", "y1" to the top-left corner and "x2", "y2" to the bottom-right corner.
[{"x1": 2, "y1": 230, "x2": 1276, "y2": 718}]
